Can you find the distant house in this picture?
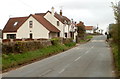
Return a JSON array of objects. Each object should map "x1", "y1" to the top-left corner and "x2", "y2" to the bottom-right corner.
[
  {"x1": 2, "y1": 14, "x2": 60, "y2": 39},
  {"x1": 85, "y1": 26, "x2": 94, "y2": 34}
]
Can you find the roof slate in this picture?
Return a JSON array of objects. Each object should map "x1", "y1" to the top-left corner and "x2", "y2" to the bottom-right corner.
[
  {"x1": 3, "y1": 14, "x2": 60, "y2": 33},
  {"x1": 3, "y1": 17, "x2": 28, "y2": 33}
]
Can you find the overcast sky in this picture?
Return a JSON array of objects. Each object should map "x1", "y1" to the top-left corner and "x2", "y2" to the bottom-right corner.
[{"x1": 0, "y1": 0, "x2": 119, "y2": 32}]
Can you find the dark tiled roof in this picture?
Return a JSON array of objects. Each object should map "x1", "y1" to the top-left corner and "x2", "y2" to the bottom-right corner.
[
  {"x1": 3, "y1": 14, "x2": 60, "y2": 33},
  {"x1": 54, "y1": 13, "x2": 70, "y2": 24},
  {"x1": 35, "y1": 13, "x2": 46, "y2": 16},
  {"x1": 76, "y1": 21, "x2": 85, "y2": 27},
  {"x1": 32, "y1": 14, "x2": 60, "y2": 32},
  {"x1": 3, "y1": 17, "x2": 28, "y2": 33},
  {"x1": 85, "y1": 26, "x2": 93, "y2": 30}
]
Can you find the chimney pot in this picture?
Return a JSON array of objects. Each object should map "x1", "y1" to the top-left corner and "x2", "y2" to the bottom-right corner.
[
  {"x1": 51, "y1": 7, "x2": 54, "y2": 16},
  {"x1": 60, "y1": 9, "x2": 62, "y2": 16}
]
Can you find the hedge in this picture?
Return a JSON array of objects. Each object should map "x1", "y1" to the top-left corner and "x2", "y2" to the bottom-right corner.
[{"x1": 2, "y1": 40, "x2": 52, "y2": 54}]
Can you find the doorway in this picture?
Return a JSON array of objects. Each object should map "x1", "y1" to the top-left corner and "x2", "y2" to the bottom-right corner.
[{"x1": 30, "y1": 33, "x2": 33, "y2": 39}]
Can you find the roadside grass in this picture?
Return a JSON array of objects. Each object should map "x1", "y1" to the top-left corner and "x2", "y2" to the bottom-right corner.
[
  {"x1": 0, "y1": 56, "x2": 1, "y2": 71},
  {"x1": 111, "y1": 43, "x2": 120, "y2": 76},
  {"x1": 86, "y1": 35, "x2": 93, "y2": 39},
  {"x1": 64, "y1": 42, "x2": 76, "y2": 47},
  {"x1": 2, "y1": 43, "x2": 76, "y2": 71},
  {"x1": 79, "y1": 35, "x2": 93, "y2": 43}
]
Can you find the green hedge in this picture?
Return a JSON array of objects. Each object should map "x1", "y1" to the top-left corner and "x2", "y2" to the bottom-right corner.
[
  {"x1": 2, "y1": 44, "x2": 67, "y2": 70},
  {"x1": 2, "y1": 41, "x2": 51, "y2": 54},
  {"x1": 51, "y1": 38, "x2": 61, "y2": 45}
]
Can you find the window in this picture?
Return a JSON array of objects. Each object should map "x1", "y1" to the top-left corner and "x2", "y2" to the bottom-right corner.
[
  {"x1": 57, "y1": 21, "x2": 59, "y2": 26},
  {"x1": 7, "y1": 34, "x2": 16, "y2": 39},
  {"x1": 29, "y1": 21, "x2": 33, "y2": 28},
  {"x1": 14, "y1": 22, "x2": 18, "y2": 26}
]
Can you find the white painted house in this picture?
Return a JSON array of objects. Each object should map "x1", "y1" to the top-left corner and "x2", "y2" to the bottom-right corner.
[
  {"x1": 85, "y1": 26, "x2": 94, "y2": 34},
  {"x1": 3, "y1": 7, "x2": 77, "y2": 40},
  {"x1": 43, "y1": 7, "x2": 71, "y2": 38},
  {"x1": 3, "y1": 14, "x2": 60, "y2": 39}
]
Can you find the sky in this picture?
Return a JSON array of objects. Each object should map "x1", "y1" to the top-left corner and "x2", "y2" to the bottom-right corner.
[{"x1": 0, "y1": 0, "x2": 119, "y2": 32}]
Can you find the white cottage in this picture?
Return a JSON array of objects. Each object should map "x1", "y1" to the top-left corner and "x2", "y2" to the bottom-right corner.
[
  {"x1": 85, "y1": 26, "x2": 94, "y2": 34},
  {"x1": 3, "y1": 7, "x2": 77, "y2": 40},
  {"x1": 41, "y1": 7, "x2": 71, "y2": 38},
  {"x1": 2, "y1": 14, "x2": 60, "y2": 39}
]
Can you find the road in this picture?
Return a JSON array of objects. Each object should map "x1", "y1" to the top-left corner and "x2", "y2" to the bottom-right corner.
[{"x1": 2, "y1": 35, "x2": 115, "y2": 77}]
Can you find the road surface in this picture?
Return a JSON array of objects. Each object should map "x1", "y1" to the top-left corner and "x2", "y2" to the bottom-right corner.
[{"x1": 2, "y1": 35, "x2": 115, "y2": 77}]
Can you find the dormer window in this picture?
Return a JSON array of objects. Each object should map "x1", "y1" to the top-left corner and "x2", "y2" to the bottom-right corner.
[
  {"x1": 29, "y1": 21, "x2": 33, "y2": 28},
  {"x1": 57, "y1": 21, "x2": 59, "y2": 26},
  {"x1": 14, "y1": 22, "x2": 18, "y2": 26}
]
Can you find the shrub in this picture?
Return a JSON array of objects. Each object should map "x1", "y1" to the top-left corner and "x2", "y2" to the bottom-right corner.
[
  {"x1": 63, "y1": 38, "x2": 76, "y2": 47},
  {"x1": 64, "y1": 42, "x2": 76, "y2": 47},
  {"x1": 63, "y1": 38, "x2": 73, "y2": 45},
  {"x1": 51, "y1": 37, "x2": 61, "y2": 45},
  {"x1": 2, "y1": 44, "x2": 68, "y2": 70},
  {"x1": 2, "y1": 40, "x2": 51, "y2": 54}
]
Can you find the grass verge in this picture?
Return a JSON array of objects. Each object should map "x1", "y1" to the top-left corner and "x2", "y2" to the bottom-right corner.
[
  {"x1": 86, "y1": 35, "x2": 93, "y2": 39},
  {"x1": 2, "y1": 43, "x2": 76, "y2": 72},
  {"x1": 79, "y1": 35, "x2": 93, "y2": 43},
  {"x1": 111, "y1": 43, "x2": 120, "y2": 76}
]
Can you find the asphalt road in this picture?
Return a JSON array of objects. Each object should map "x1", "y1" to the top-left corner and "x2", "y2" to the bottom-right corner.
[{"x1": 2, "y1": 35, "x2": 115, "y2": 77}]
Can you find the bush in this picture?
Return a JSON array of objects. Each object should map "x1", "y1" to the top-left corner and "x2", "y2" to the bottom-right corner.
[
  {"x1": 64, "y1": 42, "x2": 76, "y2": 47},
  {"x1": 2, "y1": 40, "x2": 51, "y2": 54},
  {"x1": 2, "y1": 44, "x2": 68, "y2": 70},
  {"x1": 63, "y1": 38, "x2": 73, "y2": 45},
  {"x1": 51, "y1": 37, "x2": 61, "y2": 45}
]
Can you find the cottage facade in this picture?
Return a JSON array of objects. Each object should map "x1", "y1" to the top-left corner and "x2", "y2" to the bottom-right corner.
[
  {"x1": 3, "y1": 14, "x2": 60, "y2": 39},
  {"x1": 85, "y1": 26, "x2": 94, "y2": 34},
  {"x1": 3, "y1": 7, "x2": 77, "y2": 40}
]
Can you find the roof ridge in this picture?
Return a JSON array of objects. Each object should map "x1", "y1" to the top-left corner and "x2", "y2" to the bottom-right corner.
[
  {"x1": 10, "y1": 16, "x2": 28, "y2": 19},
  {"x1": 31, "y1": 14, "x2": 60, "y2": 32}
]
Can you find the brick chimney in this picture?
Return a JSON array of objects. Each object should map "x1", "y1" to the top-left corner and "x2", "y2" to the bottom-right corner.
[{"x1": 60, "y1": 9, "x2": 62, "y2": 16}]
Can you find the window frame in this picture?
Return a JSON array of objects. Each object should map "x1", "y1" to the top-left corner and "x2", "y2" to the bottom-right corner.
[
  {"x1": 57, "y1": 21, "x2": 59, "y2": 26},
  {"x1": 7, "y1": 34, "x2": 16, "y2": 39},
  {"x1": 29, "y1": 21, "x2": 33, "y2": 28}
]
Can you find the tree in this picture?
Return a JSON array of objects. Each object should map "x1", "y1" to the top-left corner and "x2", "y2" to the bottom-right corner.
[
  {"x1": 111, "y1": 2, "x2": 120, "y2": 71},
  {"x1": 111, "y1": 2, "x2": 120, "y2": 45},
  {"x1": 76, "y1": 21, "x2": 85, "y2": 39}
]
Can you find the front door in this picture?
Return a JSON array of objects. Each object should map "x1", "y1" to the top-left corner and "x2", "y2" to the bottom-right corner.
[{"x1": 30, "y1": 33, "x2": 33, "y2": 39}]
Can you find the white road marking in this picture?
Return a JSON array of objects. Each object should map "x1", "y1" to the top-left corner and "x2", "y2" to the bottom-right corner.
[
  {"x1": 91, "y1": 46, "x2": 94, "y2": 48},
  {"x1": 75, "y1": 46, "x2": 94, "y2": 61},
  {"x1": 58, "y1": 64, "x2": 70, "y2": 74},
  {"x1": 85, "y1": 51, "x2": 89, "y2": 54},
  {"x1": 39, "y1": 69, "x2": 52, "y2": 76},
  {"x1": 74, "y1": 56, "x2": 81, "y2": 61},
  {"x1": 59, "y1": 69, "x2": 65, "y2": 73}
]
